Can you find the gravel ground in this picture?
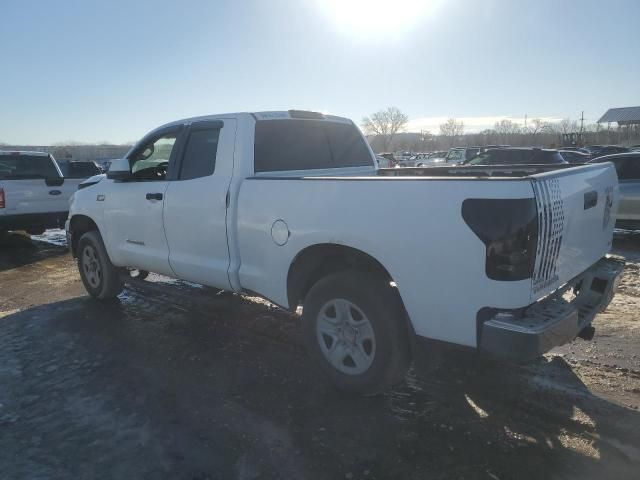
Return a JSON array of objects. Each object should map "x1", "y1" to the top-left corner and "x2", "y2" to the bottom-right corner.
[{"x1": 0, "y1": 230, "x2": 639, "y2": 480}]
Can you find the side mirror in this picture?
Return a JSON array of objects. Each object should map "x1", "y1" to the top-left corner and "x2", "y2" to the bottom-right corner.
[
  {"x1": 106, "y1": 158, "x2": 132, "y2": 180},
  {"x1": 45, "y1": 177, "x2": 64, "y2": 187}
]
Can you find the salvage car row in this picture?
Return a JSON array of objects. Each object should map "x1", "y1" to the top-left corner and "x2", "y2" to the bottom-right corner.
[{"x1": 1, "y1": 111, "x2": 635, "y2": 394}]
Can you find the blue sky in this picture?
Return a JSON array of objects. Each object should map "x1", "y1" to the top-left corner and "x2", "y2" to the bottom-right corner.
[{"x1": 1, "y1": 0, "x2": 638, "y2": 144}]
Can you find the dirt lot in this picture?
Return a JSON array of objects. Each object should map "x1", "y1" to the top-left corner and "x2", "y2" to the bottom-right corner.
[{"x1": 1, "y1": 230, "x2": 639, "y2": 480}]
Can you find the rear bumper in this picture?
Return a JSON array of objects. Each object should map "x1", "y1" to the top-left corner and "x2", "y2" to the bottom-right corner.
[
  {"x1": 0, "y1": 212, "x2": 68, "y2": 231},
  {"x1": 479, "y1": 256, "x2": 625, "y2": 361}
]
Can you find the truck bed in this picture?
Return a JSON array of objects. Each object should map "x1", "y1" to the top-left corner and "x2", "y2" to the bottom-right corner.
[{"x1": 237, "y1": 161, "x2": 618, "y2": 348}]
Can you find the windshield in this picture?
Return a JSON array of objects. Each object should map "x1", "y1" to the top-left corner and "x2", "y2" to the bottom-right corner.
[{"x1": 0, "y1": 154, "x2": 59, "y2": 179}]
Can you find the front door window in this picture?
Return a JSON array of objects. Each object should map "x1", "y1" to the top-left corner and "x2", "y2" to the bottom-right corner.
[{"x1": 129, "y1": 134, "x2": 178, "y2": 180}]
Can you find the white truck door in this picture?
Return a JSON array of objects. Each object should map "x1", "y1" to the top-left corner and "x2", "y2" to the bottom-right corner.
[
  {"x1": 103, "y1": 126, "x2": 184, "y2": 276},
  {"x1": 163, "y1": 119, "x2": 235, "y2": 288}
]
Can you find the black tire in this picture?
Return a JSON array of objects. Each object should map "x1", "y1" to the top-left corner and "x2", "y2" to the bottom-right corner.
[
  {"x1": 77, "y1": 230, "x2": 124, "y2": 300},
  {"x1": 302, "y1": 270, "x2": 411, "y2": 395}
]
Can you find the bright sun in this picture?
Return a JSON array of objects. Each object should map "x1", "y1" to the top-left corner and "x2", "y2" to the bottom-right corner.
[{"x1": 317, "y1": 0, "x2": 439, "y2": 40}]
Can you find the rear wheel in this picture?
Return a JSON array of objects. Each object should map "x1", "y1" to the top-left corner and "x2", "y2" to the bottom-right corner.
[
  {"x1": 77, "y1": 231, "x2": 123, "y2": 300},
  {"x1": 302, "y1": 270, "x2": 411, "y2": 394}
]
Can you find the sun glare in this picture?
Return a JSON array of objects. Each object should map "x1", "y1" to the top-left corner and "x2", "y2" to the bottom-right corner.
[{"x1": 317, "y1": 0, "x2": 439, "y2": 40}]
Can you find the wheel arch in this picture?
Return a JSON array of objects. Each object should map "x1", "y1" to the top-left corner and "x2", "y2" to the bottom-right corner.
[
  {"x1": 287, "y1": 243, "x2": 404, "y2": 313},
  {"x1": 68, "y1": 214, "x2": 101, "y2": 257}
]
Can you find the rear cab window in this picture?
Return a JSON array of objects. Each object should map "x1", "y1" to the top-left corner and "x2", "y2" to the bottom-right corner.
[
  {"x1": 59, "y1": 162, "x2": 101, "y2": 178},
  {"x1": 0, "y1": 154, "x2": 59, "y2": 180},
  {"x1": 254, "y1": 119, "x2": 373, "y2": 173}
]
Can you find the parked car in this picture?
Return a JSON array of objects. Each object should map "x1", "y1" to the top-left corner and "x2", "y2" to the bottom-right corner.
[
  {"x1": 585, "y1": 145, "x2": 629, "y2": 158},
  {"x1": 407, "y1": 153, "x2": 431, "y2": 166},
  {"x1": 57, "y1": 160, "x2": 102, "y2": 181},
  {"x1": 374, "y1": 155, "x2": 394, "y2": 168},
  {"x1": 588, "y1": 152, "x2": 640, "y2": 230},
  {"x1": 377, "y1": 153, "x2": 397, "y2": 167},
  {"x1": 463, "y1": 148, "x2": 567, "y2": 166},
  {"x1": 394, "y1": 151, "x2": 415, "y2": 167},
  {"x1": 444, "y1": 147, "x2": 481, "y2": 164},
  {"x1": 559, "y1": 150, "x2": 591, "y2": 164},
  {"x1": 414, "y1": 151, "x2": 448, "y2": 167},
  {"x1": 98, "y1": 159, "x2": 114, "y2": 172},
  {"x1": 561, "y1": 146, "x2": 591, "y2": 155},
  {"x1": 66, "y1": 110, "x2": 623, "y2": 394},
  {"x1": 0, "y1": 151, "x2": 75, "y2": 235},
  {"x1": 479, "y1": 145, "x2": 510, "y2": 153}
]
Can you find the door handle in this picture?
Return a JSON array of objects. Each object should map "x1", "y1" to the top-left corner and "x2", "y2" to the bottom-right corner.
[{"x1": 146, "y1": 192, "x2": 163, "y2": 201}]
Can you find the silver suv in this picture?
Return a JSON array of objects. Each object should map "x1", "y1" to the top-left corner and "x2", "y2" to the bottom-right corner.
[
  {"x1": 590, "y1": 152, "x2": 640, "y2": 230},
  {"x1": 445, "y1": 147, "x2": 481, "y2": 164}
]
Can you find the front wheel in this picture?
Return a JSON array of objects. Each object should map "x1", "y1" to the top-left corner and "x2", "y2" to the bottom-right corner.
[
  {"x1": 77, "y1": 231, "x2": 124, "y2": 300},
  {"x1": 302, "y1": 270, "x2": 411, "y2": 394}
]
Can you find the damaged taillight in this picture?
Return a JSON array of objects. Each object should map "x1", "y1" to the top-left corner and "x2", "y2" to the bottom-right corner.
[
  {"x1": 462, "y1": 198, "x2": 538, "y2": 281},
  {"x1": 0, "y1": 188, "x2": 5, "y2": 208}
]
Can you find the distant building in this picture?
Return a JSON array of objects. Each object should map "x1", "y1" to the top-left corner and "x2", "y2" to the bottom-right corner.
[{"x1": 598, "y1": 106, "x2": 640, "y2": 145}]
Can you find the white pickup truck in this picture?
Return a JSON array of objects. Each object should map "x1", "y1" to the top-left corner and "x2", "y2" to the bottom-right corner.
[
  {"x1": 0, "y1": 151, "x2": 75, "y2": 235},
  {"x1": 66, "y1": 110, "x2": 624, "y2": 393}
]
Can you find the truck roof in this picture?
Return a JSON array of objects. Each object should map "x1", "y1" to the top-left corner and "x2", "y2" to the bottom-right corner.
[{"x1": 155, "y1": 110, "x2": 352, "y2": 132}]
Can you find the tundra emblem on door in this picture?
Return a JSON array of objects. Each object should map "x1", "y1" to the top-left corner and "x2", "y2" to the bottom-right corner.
[{"x1": 603, "y1": 186, "x2": 613, "y2": 230}]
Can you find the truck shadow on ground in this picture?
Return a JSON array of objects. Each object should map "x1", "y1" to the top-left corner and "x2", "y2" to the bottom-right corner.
[
  {"x1": 0, "y1": 232, "x2": 68, "y2": 272},
  {"x1": 1, "y1": 283, "x2": 638, "y2": 480}
]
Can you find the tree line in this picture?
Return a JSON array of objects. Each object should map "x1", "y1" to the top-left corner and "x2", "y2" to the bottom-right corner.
[{"x1": 362, "y1": 107, "x2": 640, "y2": 153}]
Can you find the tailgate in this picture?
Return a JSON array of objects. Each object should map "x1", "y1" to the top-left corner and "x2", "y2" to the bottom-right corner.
[
  {"x1": 1, "y1": 179, "x2": 69, "y2": 215},
  {"x1": 530, "y1": 163, "x2": 618, "y2": 301}
]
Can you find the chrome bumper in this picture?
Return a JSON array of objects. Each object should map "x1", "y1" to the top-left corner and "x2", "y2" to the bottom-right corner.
[{"x1": 479, "y1": 256, "x2": 625, "y2": 361}]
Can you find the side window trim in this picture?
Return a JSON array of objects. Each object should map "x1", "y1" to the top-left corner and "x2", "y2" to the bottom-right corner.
[{"x1": 174, "y1": 120, "x2": 224, "y2": 181}]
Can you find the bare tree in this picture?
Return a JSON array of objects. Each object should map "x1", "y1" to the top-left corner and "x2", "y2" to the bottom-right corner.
[
  {"x1": 362, "y1": 107, "x2": 408, "y2": 151},
  {"x1": 494, "y1": 119, "x2": 521, "y2": 145},
  {"x1": 556, "y1": 118, "x2": 579, "y2": 135},
  {"x1": 439, "y1": 118, "x2": 465, "y2": 147},
  {"x1": 526, "y1": 118, "x2": 552, "y2": 144}
]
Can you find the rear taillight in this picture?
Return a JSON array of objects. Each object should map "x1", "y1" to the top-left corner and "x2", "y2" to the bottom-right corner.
[
  {"x1": 462, "y1": 198, "x2": 538, "y2": 281},
  {"x1": 0, "y1": 188, "x2": 5, "y2": 208}
]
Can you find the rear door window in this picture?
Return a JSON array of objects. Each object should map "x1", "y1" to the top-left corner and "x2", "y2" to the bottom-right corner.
[
  {"x1": 0, "y1": 154, "x2": 59, "y2": 179},
  {"x1": 254, "y1": 119, "x2": 372, "y2": 172}
]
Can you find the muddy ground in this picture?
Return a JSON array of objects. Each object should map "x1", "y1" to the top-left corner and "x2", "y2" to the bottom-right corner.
[{"x1": 0, "y1": 230, "x2": 639, "y2": 480}]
